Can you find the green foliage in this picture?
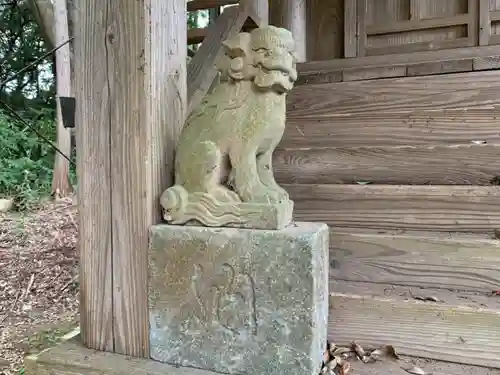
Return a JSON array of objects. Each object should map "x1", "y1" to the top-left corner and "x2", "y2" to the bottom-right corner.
[
  {"x1": 0, "y1": 0, "x2": 57, "y2": 210},
  {"x1": 0, "y1": 0, "x2": 55, "y2": 115},
  {"x1": 0, "y1": 3, "x2": 210, "y2": 210},
  {"x1": 0, "y1": 110, "x2": 56, "y2": 209}
]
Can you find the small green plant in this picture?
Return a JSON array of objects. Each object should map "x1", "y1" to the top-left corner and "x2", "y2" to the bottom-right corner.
[{"x1": 0, "y1": 110, "x2": 57, "y2": 209}]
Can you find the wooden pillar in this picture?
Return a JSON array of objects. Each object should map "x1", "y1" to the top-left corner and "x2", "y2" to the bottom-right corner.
[
  {"x1": 269, "y1": 0, "x2": 307, "y2": 61},
  {"x1": 247, "y1": 0, "x2": 269, "y2": 24},
  {"x1": 306, "y1": 0, "x2": 344, "y2": 60},
  {"x1": 74, "y1": 0, "x2": 186, "y2": 357}
]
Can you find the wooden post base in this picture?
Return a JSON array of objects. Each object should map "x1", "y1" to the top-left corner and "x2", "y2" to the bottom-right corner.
[{"x1": 24, "y1": 328, "x2": 219, "y2": 375}]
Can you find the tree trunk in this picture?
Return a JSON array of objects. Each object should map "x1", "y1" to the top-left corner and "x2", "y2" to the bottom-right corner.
[
  {"x1": 52, "y1": 0, "x2": 73, "y2": 197},
  {"x1": 27, "y1": 0, "x2": 55, "y2": 47}
]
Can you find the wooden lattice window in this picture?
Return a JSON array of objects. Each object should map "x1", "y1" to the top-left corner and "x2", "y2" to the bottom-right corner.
[{"x1": 345, "y1": 0, "x2": 479, "y2": 57}]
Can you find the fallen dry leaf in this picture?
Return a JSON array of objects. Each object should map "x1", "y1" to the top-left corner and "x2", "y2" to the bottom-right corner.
[
  {"x1": 320, "y1": 340, "x2": 403, "y2": 374},
  {"x1": 350, "y1": 341, "x2": 367, "y2": 361},
  {"x1": 0, "y1": 198, "x2": 79, "y2": 375},
  {"x1": 369, "y1": 344, "x2": 400, "y2": 361},
  {"x1": 402, "y1": 365, "x2": 429, "y2": 375},
  {"x1": 339, "y1": 360, "x2": 351, "y2": 375}
]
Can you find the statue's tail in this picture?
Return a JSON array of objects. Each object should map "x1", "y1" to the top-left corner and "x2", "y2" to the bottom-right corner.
[{"x1": 160, "y1": 185, "x2": 188, "y2": 222}]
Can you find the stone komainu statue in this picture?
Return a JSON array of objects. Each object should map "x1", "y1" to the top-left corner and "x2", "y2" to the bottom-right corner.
[{"x1": 160, "y1": 26, "x2": 298, "y2": 230}]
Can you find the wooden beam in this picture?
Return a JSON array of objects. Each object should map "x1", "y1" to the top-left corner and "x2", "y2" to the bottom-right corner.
[
  {"x1": 187, "y1": 0, "x2": 238, "y2": 12},
  {"x1": 306, "y1": 0, "x2": 344, "y2": 60},
  {"x1": 366, "y1": 14, "x2": 470, "y2": 36},
  {"x1": 274, "y1": 144, "x2": 500, "y2": 185},
  {"x1": 187, "y1": 5, "x2": 249, "y2": 115},
  {"x1": 26, "y1": 327, "x2": 500, "y2": 375},
  {"x1": 284, "y1": 184, "x2": 500, "y2": 232},
  {"x1": 75, "y1": 0, "x2": 186, "y2": 357},
  {"x1": 479, "y1": 0, "x2": 491, "y2": 45},
  {"x1": 343, "y1": 0, "x2": 357, "y2": 57},
  {"x1": 297, "y1": 44, "x2": 500, "y2": 75},
  {"x1": 269, "y1": 0, "x2": 306, "y2": 62},
  {"x1": 365, "y1": 37, "x2": 472, "y2": 56},
  {"x1": 468, "y1": 0, "x2": 479, "y2": 46},
  {"x1": 281, "y1": 109, "x2": 500, "y2": 148},
  {"x1": 74, "y1": 0, "x2": 113, "y2": 353},
  {"x1": 187, "y1": 27, "x2": 207, "y2": 45},
  {"x1": 356, "y1": 0, "x2": 366, "y2": 57},
  {"x1": 329, "y1": 230, "x2": 500, "y2": 292},
  {"x1": 329, "y1": 281, "x2": 500, "y2": 368},
  {"x1": 288, "y1": 69, "x2": 500, "y2": 116},
  {"x1": 243, "y1": 0, "x2": 268, "y2": 25}
]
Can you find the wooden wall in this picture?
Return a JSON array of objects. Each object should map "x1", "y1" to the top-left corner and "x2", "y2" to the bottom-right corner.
[
  {"x1": 305, "y1": 0, "x2": 344, "y2": 59},
  {"x1": 272, "y1": 0, "x2": 500, "y2": 60},
  {"x1": 270, "y1": 0, "x2": 344, "y2": 60}
]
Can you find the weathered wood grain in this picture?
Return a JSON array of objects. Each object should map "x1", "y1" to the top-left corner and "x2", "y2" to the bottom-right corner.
[
  {"x1": 329, "y1": 230, "x2": 500, "y2": 292},
  {"x1": 366, "y1": 14, "x2": 471, "y2": 36},
  {"x1": 285, "y1": 184, "x2": 500, "y2": 232},
  {"x1": 282, "y1": 110, "x2": 500, "y2": 148},
  {"x1": 94, "y1": 0, "x2": 186, "y2": 356},
  {"x1": 306, "y1": 0, "x2": 343, "y2": 60},
  {"x1": 187, "y1": 5, "x2": 248, "y2": 115},
  {"x1": 343, "y1": 0, "x2": 357, "y2": 57},
  {"x1": 274, "y1": 144, "x2": 500, "y2": 185},
  {"x1": 479, "y1": 0, "x2": 491, "y2": 46},
  {"x1": 268, "y1": 0, "x2": 306, "y2": 62},
  {"x1": 406, "y1": 58, "x2": 473, "y2": 76},
  {"x1": 330, "y1": 278, "x2": 500, "y2": 310},
  {"x1": 25, "y1": 330, "x2": 218, "y2": 375},
  {"x1": 474, "y1": 55, "x2": 500, "y2": 70},
  {"x1": 342, "y1": 65, "x2": 407, "y2": 81},
  {"x1": 341, "y1": 357, "x2": 500, "y2": 375},
  {"x1": 288, "y1": 70, "x2": 500, "y2": 116},
  {"x1": 329, "y1": 290, "x2": 500, "y2": 368},
  {"x1": 74, "y1": 0, "x2": 113, "y2": 352},
  {"x1": 25, "y1": 327, "x2": 500, "y2": 375},
  {"x1": 297, "y1": 43, "x2": 500, "y2": 75}
]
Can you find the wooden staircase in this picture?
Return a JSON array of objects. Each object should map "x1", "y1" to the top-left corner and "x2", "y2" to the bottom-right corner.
[
  {"x1": 187, "y1": 2, "x2": 500, "y2": 372},
  {"x1": 275, "y1": 66, "x2": 500, "y2": 372}
]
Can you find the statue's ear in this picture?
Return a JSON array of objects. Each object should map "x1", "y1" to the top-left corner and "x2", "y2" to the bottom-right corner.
[
  {"x1": 219, "y1": 32, "x2": 253, "y2": 80},
  {"x1": 222, "y1": 32, "x2": 252, "y2": 59}
]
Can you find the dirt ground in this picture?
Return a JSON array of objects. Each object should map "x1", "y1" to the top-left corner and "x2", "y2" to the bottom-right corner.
[{"x1": 0, "y1": 198, "x2": 79, "y2": 375}]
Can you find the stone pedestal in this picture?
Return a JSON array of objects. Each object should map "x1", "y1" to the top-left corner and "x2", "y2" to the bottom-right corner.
[{"x1": 148, "y1": 222, "x2": 329, "y2": 375}]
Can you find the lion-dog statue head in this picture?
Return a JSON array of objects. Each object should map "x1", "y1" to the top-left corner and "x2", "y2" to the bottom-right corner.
[{"x1": 216, "y1": 25, "x2": 297, "y2": 94}]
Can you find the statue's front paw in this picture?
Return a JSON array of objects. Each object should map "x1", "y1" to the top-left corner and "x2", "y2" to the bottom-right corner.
[
  {"x1": 273, "y1": 186, "x2": 289, "y2": 201},
  {"x1": 242, "y1": 187, "x2": 287, "y2": 204}
]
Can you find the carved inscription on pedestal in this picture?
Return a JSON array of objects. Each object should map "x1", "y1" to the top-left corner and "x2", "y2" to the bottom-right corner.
[{"x1": 190, "y1": 263, "x2": 258, "y2": 336}]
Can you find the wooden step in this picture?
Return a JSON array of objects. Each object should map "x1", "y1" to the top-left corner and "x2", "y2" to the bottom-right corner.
[
  {"x1": 284, "y1": 184, "x2": 500, "y2": 232},
  {"x1": 274, "y1": 144, "x2": 500, "y2": 185},
  {"x1": 336, "y1": 355, "x2": 500, "y2": 375},
  {"x1": 281, "y1": 109, "x2": 500, "y2": 148},
  {"x1": 287, "y1": 69, "x2": 500, "y2": 116},
  {"x1": 328, "y1": 229, "x2": 500, "y2": 292},
  {"x1": 328, "y1": 280, "x2": 500, "y2": 369}
]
